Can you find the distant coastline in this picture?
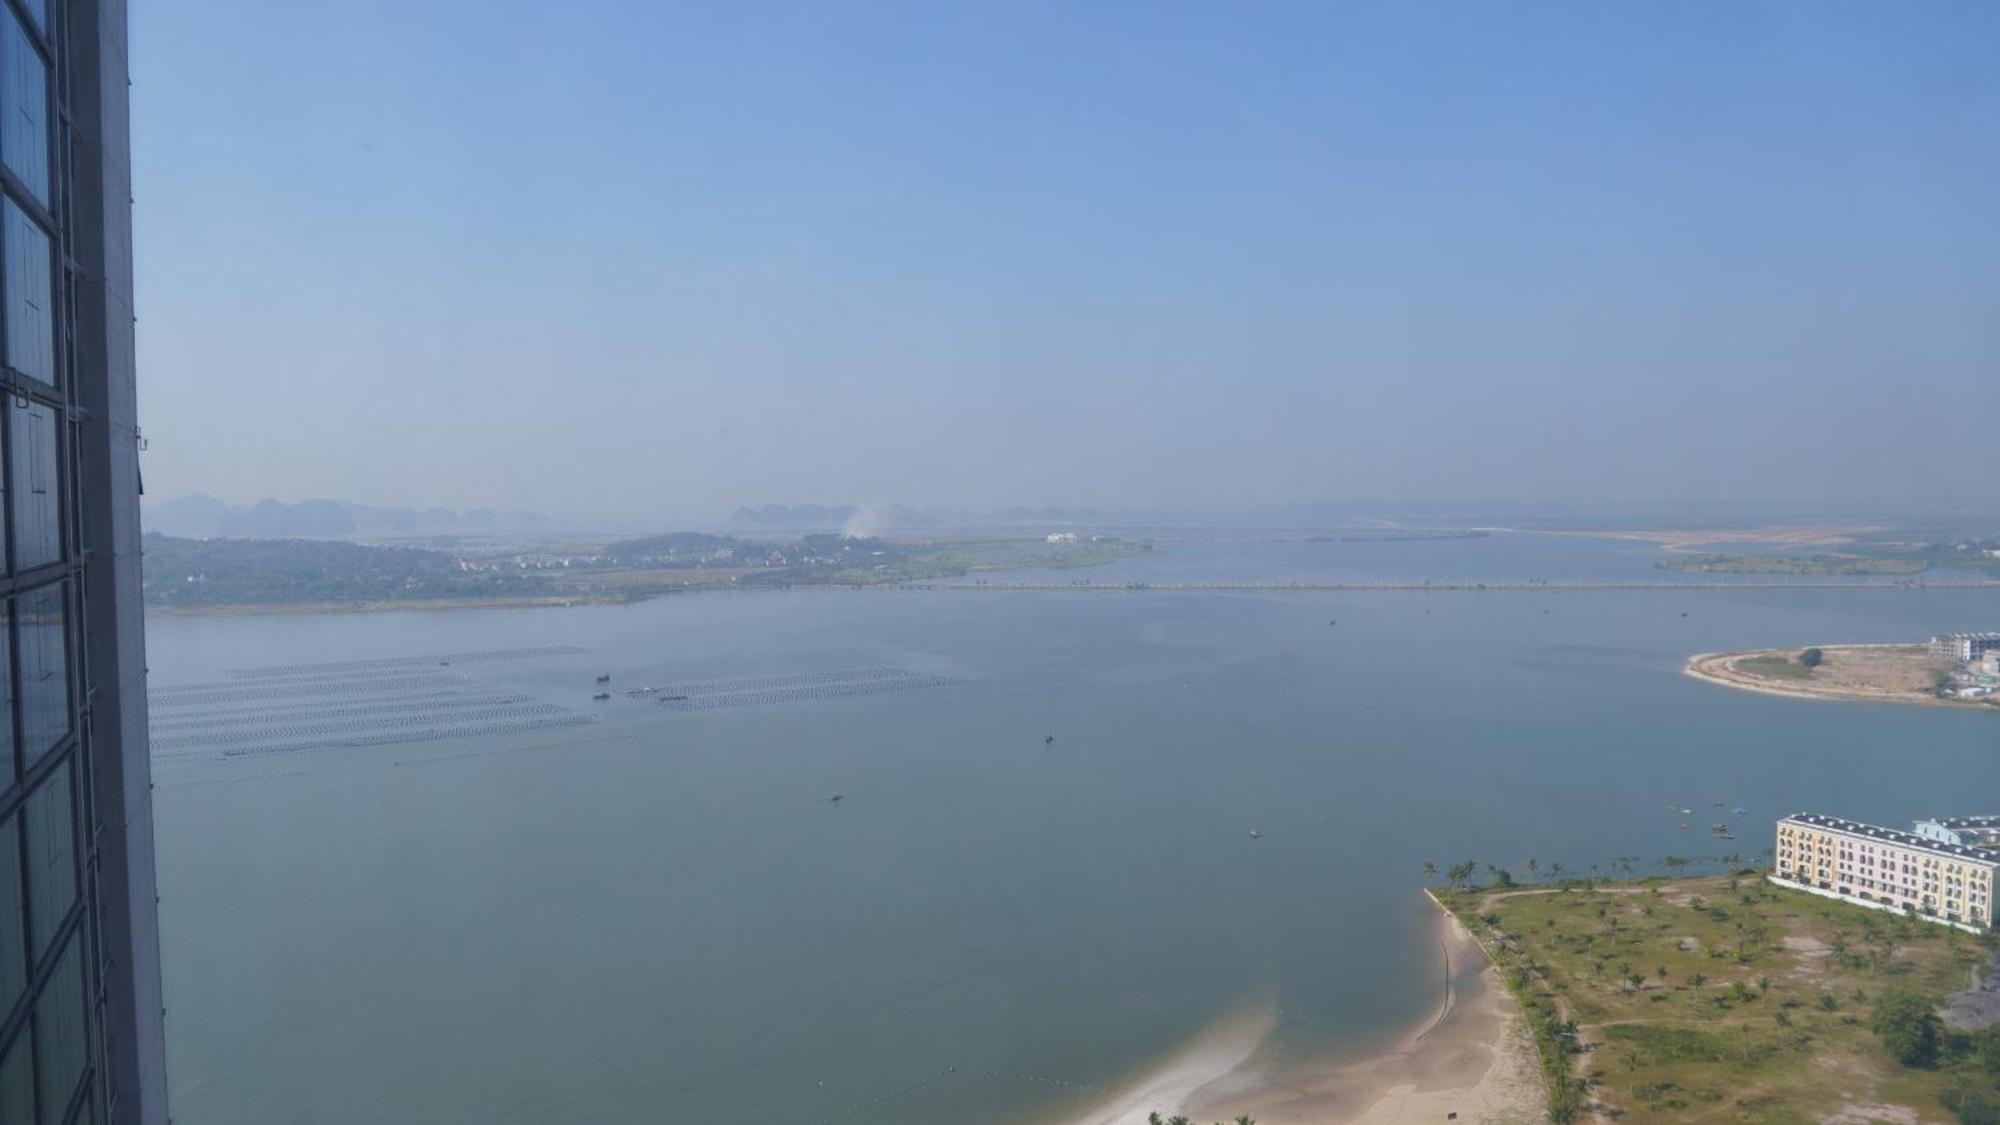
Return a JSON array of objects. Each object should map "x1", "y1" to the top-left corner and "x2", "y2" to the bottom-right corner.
[
  {"x1": 143, "y1": 594, "x2": 628, "y2": 618},
  {"x1": 139, "y1": 532, "x2": 1151, "y2": 616},
  {"x1": 145, "y1": 580, "x2": 2000, "y2": 619}
]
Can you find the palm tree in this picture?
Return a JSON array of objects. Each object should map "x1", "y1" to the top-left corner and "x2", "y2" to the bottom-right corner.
[{"x1": 1422, "y1": 860, "x2": 1438, "y2": 880}]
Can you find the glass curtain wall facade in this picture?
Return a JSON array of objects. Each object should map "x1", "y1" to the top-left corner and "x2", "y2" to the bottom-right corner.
[{"x1": 0, "y1": 1, "x2": 163, "y2": 1124}]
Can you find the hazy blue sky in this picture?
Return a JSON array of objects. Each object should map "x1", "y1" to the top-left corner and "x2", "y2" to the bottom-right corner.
[{"x1": 132, "y1": 2, "x2": 1999, "y2": 520}]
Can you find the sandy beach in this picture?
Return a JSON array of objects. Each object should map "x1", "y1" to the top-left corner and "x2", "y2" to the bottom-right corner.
[
  {"x1": 1056, "y1": 1002, "x2": 1278, "y2": 1125},
  {"x1": 1056, "y1": 900, "x2": 1543, "y2": 1125}
]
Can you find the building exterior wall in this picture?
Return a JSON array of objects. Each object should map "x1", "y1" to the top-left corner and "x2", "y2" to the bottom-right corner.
[
  {"x1": 1774, "y1": 815, "x2": 1996, "y2": 929},
  {"x1": 0, "y1": 1, "x2": 166, "y2": 1123},
  {"x1": 1930, "y1": 633, "x2": 2000, "y2": 662}
]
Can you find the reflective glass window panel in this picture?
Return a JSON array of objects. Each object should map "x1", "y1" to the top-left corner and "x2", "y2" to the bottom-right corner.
[
  {"x1": 0, "y1": 12, "x2": 45, "y2": 205},
  {"x1": 32, "y1": 933, "x2": 83, "y2": 1124},
  {"x1": 0, "y1": 1025, "x2": 30, "y2": 1125},
  {"x1": 9, "y1": 398, "x2": 56, "y2": 569},
  {"x1": 23, "y1": 760, "x2": 72, "y2": 960},
  {"x1": 0, "y1": 601, "x2": 10, "y2": 776},
  {"x1": 17, "y1": 582, "x2": 65, "y2": 761},
  {"x1": 16, "y1": 0, "x2": 39, "y2": 35},
  {"x1": 0, "y1": 405, "x2": 7, "y2": 571},
  {"x1": 3, "y1": 199, "x2": 49, "y2": 384},
  {"x1": 0, "y1": 811, "x2": 20, "y2": 1018}
]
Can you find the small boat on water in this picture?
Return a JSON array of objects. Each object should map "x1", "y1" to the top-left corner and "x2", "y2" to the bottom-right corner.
[
  {"x1": 1045, "y1": 734, "x2": 1055, "y2": 745},
  {"x1": 1680, "y1": 807, "x2": 1693, "y2": 816},
  {"x1": 1249, "y1": 830, "x2": 1261, "y2": 839},
  {"x1": 1733, "y1": 806, "x2": 1747, "y2": 815},
  {"x1": 596, "y1": 673, "x2": 612, "y2": 683},
  {"x1": 827, "y1": 793, "x2": 844, "y2": 803},
  {"x1": 592, "y1": 692, "x2": 611, "y2": 701},
  {"x1": 1679, "y1": 822, "x2": 1692, "y2": 830}
]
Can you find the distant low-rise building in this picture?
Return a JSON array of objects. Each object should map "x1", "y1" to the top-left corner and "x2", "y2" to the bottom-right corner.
[
  {"x1": 1930, "y1": 632, "x2": 2000, "y2": 662},
  {"x1": 1046, "y1": 532, "x2": 1078, "y2": 544},
  {"x1": 1773, "y1": 812, "x2": 1998, "y2": 929}
]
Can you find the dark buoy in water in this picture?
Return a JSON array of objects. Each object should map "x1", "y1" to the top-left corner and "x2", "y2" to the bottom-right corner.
[
  {"x1": 1044, "y1": 734, "x2": 1055, "y2": 745},
  {"x1": 1680, "y1": 611, "x2": 1689, "y2": 617},
  {"x1": 1328, "y1": 619, "x2": 1337, "y2": 627}
]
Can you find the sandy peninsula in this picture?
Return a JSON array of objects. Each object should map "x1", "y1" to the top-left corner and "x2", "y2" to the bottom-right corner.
[
  {"x1": 1684, "y1": 644, "x2": 1988, "y2": 710},
  {"x1": 1057, "y1": 901, "x2": 1543, "y2": 1125}
]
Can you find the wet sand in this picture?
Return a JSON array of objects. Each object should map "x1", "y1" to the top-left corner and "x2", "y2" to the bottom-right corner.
[
  {"x1": 1057, "y1": 1002, "x2": 1278, "y2": 1125},
  {"x1": 1057, "y1": 898, "x2": 1543, "y2": 1125}
]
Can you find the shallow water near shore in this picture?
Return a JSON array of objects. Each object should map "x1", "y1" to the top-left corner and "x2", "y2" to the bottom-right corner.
[{"x1": 149, "y1": 533, "x2": 2000, "y2": 1123}]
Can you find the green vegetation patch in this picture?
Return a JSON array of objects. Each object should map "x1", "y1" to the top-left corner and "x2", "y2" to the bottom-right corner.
[
  {"x1": 141, "y1": 531, "x2": 1151, "y2": 608},
  {"x1": 1736, "y1": 654, "x2": 1818, "y2": 680},
  {"x1": 1658, "y1": 553, "x2": 1930, "y2": 576},
  {"x1": 1438, "y1": 873, "x2": 1997, "y2": 1122}
]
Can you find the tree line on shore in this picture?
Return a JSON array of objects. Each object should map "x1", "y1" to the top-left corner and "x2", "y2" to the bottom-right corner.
[{"x1": 1422, "y1": 852, "x2": 1754, "y2": 890}]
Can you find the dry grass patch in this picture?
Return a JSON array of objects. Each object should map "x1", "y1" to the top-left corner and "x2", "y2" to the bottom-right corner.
[{"x1": 1439, "y1": 874, "x2": 1994, "y2": 1122}]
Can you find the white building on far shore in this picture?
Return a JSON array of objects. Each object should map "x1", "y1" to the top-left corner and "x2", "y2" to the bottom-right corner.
[{"x1": 1930, "y1": 632, "x2": 2000, "y2": 662}]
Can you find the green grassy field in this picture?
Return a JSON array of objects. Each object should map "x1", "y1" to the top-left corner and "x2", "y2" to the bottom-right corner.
[
  {"x1": 1438, "y1": 874, "x2": 2000, "y2": 1122},
  {"x1": 1733, "y1": 654, "x2": 1817, "y2": 681}
]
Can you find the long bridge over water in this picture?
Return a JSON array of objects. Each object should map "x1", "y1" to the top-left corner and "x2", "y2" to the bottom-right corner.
[{"x1": 894, "y1": 579, "x2": 2000, "y2": 593}]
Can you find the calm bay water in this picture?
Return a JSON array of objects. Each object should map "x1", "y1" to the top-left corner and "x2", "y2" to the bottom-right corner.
[{"x1": 150, "y1": 533, "x2": 2000, "y2": 1123}]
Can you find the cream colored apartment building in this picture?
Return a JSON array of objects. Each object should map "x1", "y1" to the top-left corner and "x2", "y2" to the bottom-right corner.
[{"x1": 1773, "y1": 813, "x2": 1998, "y2": 929}]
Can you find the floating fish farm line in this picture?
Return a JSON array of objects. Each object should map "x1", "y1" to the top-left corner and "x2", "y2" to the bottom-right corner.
[
  {"x1": 223, "y1": 645, "x2": 588, "y2": 679},
  {"x1": 150, "y1": 703, "x2": 577, "y2": 752},
  {"x1": 148, "y1": 694, "x2": 541, "y2": 735},
  {"x1": 152, "y1": 653, "x2": 595, "y2": 762},
  {"x1": 156, "y1": 715, "x2": 597, "y2": 763},
  {"x1": 148, "y1": 674, "x2": 466, "y2": 708},
  {"x1": 661, "y1": 675, "x2": 963, "y2": 711},
  {"x1": 188, "y1": 665, "x2": 496, "y2": 690},
  {"x1": 146, "y1": 688, "x2": 496, "y2": 726},
  {"x1": 623, "y1": 666, "x2": 950, "y2": 700},
  {"x1": 618, "y1": 668, "x2": 966, "y2": 712}
]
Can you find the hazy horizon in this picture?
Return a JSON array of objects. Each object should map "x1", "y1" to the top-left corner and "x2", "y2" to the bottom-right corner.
[
  {"x1": 133, "y1": 2, "x2": 2000, "y2": 522},
  {"x1": 138, "y1": 490, "x2": 1997, "y2": 541}
]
